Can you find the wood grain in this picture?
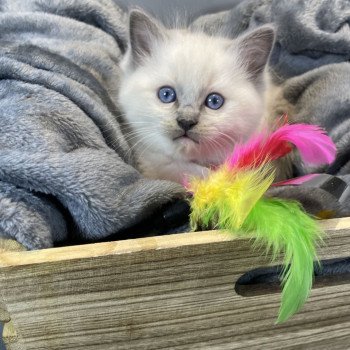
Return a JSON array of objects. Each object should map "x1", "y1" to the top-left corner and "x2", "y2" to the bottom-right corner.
[{"x1": 0, "y1": 218, "x2": 349, "y2": 349}]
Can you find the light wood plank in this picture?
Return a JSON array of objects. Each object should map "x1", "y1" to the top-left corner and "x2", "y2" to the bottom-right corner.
[
  {"x1": 0, "y1": 218, "x2": 349, "y2": 349},
  {"x1": 0, "y1": 217, "x2": 349, "y2": 267}
]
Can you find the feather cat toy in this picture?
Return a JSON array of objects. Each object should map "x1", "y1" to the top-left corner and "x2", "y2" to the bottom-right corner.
[{"x1": 187, "y1": 122, "x2": 336, "y2": 323}]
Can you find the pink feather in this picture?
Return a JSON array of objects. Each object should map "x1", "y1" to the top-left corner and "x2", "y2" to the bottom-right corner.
[
  {"x1": 228, "y1": 123, "x2": 336, "y2": 169},
  {"x1": 276, "y1": 124, "x2": 336, "y2": 165}
]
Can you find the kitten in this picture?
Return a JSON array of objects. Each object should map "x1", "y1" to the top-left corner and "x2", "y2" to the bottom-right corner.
[{"x1": 119, "y1": 10, "x2": 275, "y2": 183}]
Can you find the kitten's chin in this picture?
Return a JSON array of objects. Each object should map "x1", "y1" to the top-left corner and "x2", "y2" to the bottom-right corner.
[
  {"x1": 173, "y1": 135, "x2": 202, "y2": 159},
  {"x1": 174, "y1": 135, "x2": 198, "y2": 148},
  {"x1": 172, "y1": 137, "x2": 227, "y2": 168}
]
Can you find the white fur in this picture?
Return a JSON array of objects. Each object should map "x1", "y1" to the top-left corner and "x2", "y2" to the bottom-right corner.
[{"x1": 119, "y1": 26, "x2": 269, "y2": 183}]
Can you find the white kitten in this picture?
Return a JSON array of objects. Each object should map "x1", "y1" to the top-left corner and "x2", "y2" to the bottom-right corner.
[{"x1": 119, "y1": 10, "x2": 275, "y2": 183}]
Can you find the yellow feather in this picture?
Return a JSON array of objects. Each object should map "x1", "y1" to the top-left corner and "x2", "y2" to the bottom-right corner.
[
  {"x1": 189, "y1": 164, "x2": 275, "y2": 230},
  {"x1": 224, "y1": 165, "x2": 275, "y2": 229}
]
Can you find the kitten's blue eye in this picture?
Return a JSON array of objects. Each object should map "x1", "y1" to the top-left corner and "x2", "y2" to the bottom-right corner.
[
  {"x1": 158, "y1": 86, "x2": 177, "y2": 103},
  {"x1": 205, "y1": 93, "x2": 224, "y2": 110}
]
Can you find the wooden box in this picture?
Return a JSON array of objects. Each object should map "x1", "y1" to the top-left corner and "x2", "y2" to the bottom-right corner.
[{"x1": 0, "y1": 218, "x2": 349, "y2": 349}]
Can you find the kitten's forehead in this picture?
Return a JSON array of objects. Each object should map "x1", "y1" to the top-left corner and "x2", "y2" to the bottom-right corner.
[{"x1": 152, "y1": 31, "x2": 245, "y2": 99}]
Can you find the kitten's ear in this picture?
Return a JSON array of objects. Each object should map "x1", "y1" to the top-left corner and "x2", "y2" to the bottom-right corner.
[
  {"x1": 237, "y1": 26, "x2": 275, "y2": 80},
  {"x1": 129, "y1": 10, "x2": 165, "y2": 65}
]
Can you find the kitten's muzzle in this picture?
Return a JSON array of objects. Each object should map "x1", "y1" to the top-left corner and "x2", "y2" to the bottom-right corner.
[
  {"x1": 176, "y1": 107, "x2": 200, "y2": 132},
  {"x1": 173, "y1": 130, "x2": 200, "y2": 144}
]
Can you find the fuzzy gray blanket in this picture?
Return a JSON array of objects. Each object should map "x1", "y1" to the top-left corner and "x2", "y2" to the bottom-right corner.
[
  {"x1": 1, "y1": 0, "x2": 350, "y2": 250},
  {"x1": 194, "y1": 0, "x2": 350, "y2": 82},
  {"x1": 0, "y1": 0, "x2": 185, "y2": 249}
]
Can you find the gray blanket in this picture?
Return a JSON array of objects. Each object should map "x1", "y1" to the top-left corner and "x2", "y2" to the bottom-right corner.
[
  {"x1": 0, "y1": 0, "x2": 185, "y2": 249},
  {"x1": 1, "y1": 0, "x2": 350, "y2": 250},
  {"x1": 193, "y1": 0, "x2": 350, "y2": 82}
]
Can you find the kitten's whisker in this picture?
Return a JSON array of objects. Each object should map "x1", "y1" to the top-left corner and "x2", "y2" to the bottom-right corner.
[
  {"x1": 133, "y1": 133, "x2": 161, "y2": 162},
  {"x1": 127, "y1": 135, "x2": 154, "y2": 154},
  {"x1": 215, "y1": 131, "x2": 237, "y2": 145},
  {"x1": 137, "y1": 141, "x2": 157, "y2": 162},
  {"x1": 124, "y1": 128, "x2": 157, "y2": 143},
  {"x1": 126, "y1": 121, "x2": 154, "y2": 125},
  {"x1": 123, "y1": 125, "x2": 156, "y2": 134},
  {"x1": 210, "y1": 138, "x2": 227, "y2": 161},
  {"x1": 203, "y1": 136, "x2": 228, "y2": 163},
  {"x1": 126, "y1": 132, "x2": 157, "y2": 157},
  {"x1": 124, "y1": 127, "x2": 155, "y2": 137},
  {"x1": 203, "y1": 130, "x2": 237, "y2": 160}
]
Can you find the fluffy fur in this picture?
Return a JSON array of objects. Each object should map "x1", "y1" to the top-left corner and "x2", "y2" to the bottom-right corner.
[{"x1": 119, "y1": 10, "x2": 275, "y2": 183}]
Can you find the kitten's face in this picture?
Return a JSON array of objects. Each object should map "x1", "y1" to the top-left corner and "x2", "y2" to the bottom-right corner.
[{"x1": 119, "y1": 11, "x2": 274, "y2": 178}]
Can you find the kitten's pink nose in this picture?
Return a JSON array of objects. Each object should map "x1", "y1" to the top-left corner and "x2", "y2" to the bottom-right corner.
[{"x1": 177, "y1": 118, "x2": 198, "y2": 132}]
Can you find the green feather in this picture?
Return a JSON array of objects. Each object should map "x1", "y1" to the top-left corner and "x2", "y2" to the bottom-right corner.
[
  {"x1": 244, "y1": 198, "x2": 323, "y2": 323},
  {"x1": 191, "y1": 196, "x2": 323, "y2": 323}
]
